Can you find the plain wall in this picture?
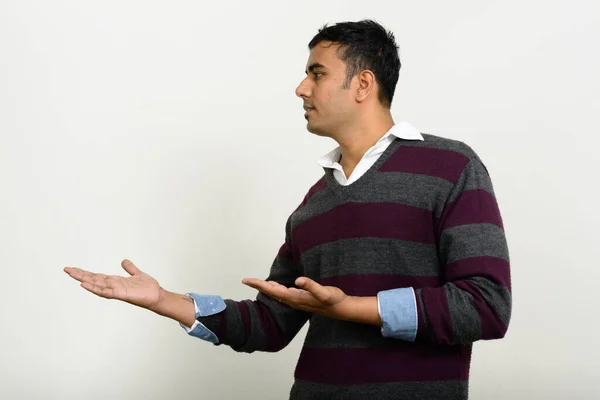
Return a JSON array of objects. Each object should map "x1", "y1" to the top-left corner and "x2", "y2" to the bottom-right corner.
[{"x1": 1, "y1": 0, "x2": 598, "y2": 398}]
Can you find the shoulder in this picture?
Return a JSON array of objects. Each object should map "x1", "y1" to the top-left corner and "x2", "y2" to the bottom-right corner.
[{"x1": 407, "y1": 133, "x2": 480, "y2": 161}]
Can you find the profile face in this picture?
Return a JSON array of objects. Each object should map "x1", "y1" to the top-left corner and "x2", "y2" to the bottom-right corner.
[{"x1": 295, "y1": 41, "x2": 355, "y2": 137}]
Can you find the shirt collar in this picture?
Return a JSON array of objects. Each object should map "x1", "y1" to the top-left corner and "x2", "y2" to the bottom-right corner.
[{"x1": 317, "y1": 121, "x2": 424, "y2": 168}]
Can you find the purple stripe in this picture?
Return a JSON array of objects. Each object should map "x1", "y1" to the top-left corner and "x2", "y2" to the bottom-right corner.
[
  {"x1": 319, "y1": 274, "x2": 442, "y2": 297},
  {"x1": 416, "y1": 296, "x2": 428, "y2": 340},
  {"x1": 277, "y1": 241, "x2": 292, "y2": 259},
  {"x1": 256, "y1": 302, "x2": 287, "y2": 351},
  {"x1": 294, "y1": 345, "x2": 471, "y2": 384},
  {"x1": 419, "y1": 286, "x2": 453, "y2": 345},
  {"x1": 446, "y1": 256, "x2": 511, "y2": 291},
  {"x1": 440, "y1": 189, "x2": 504, "y2": 230},
  {"x1": 293, "y1": 202, "x2": 435, "y2": 258},
  {"x1": 379, "y1": 146, "x2": 469, "y2": 183},
  {"x1": 454, "y1": 281, "x2": 508, "y2": 339}
]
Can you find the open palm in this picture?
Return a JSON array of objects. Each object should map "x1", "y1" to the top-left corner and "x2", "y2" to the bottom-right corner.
[{"x1": 64, "y1": 259, "x2": 162, "y2": 311}]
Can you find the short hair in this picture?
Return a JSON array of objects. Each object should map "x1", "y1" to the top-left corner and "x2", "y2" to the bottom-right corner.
[{"x1": 308, "y1": 19, "x2": 401, "y2": 108}]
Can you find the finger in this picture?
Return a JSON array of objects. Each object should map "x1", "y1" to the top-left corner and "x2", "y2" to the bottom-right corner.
[
  {"x1": 121, "y1": 259, "x2": 140, "y2": 276},
  {"x1": 295, "y1": 277, "x2": 331, "y2": 303},
  {"x1": 81, "y1": 281, "x2": 115, "y2": 299},
  {"x1": 286, "y1": 287, "x2": 322, "y2": 308},
  {"x1": 242, "y1": 278, "x2": 291, "y2": 302},
  {"x1": 75, "y1": 273, "x2": 109, "y2": 289},
  {"x1": 64, "y1": 267, "x2": 97, "y2": 284},
  {"x1": 242, "y1": 278, "x2": 275, "y2": 294},
  {"x1": 243, "y1": 278, "x2": 285, "y2": 289},
  {"x1": 241, "y1": 278, "x2": 264, "y2": 286},
  {"x1": 241, "y1": 278, "x2": 275, "y2": 292},
  {"x1": 246, "y1": 280, "x2": 287, "y2": 295},
  {"x1": 295, "y1": 304, "x2": 318, "y2": 313},
  {"x1": 63, "y1": 267, "x2": 87, "y2": 282},
  {"x1": 90, "y1": 274, "x2": 110, "y2": 290},
  {"x1": 266, "y1": 281, "x2": 288, "y2": 291}
]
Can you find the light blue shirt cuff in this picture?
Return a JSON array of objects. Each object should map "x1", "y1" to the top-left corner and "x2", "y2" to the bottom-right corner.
[
  {"x1": 377, "y1": 287, "x2": 418, "y2": 342},
  {"x1": 179, "y1": 293, "x2": 226, "y2": 344}
]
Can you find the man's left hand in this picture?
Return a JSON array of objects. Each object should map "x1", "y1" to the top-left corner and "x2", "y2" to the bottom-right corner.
[{"x1": 242, "y1": 277, "x2": 356, "y2": 321}]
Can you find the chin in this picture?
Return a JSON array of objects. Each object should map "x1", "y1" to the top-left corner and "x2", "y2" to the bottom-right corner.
[
  {"x1": 306, "y1": 123, "x2": 331, "y2": 138},
  {"x1": 305, "y1": 122, "x2": 319, "y2": 134}
]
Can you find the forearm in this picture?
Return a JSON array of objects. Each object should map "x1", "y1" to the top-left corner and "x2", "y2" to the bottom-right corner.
[
  {"x1": 415, "y1": 277, "x2": 511, "y2": 344},
  {"x1": 151, "y1": 288, "x2": 196, "y2": 328}
]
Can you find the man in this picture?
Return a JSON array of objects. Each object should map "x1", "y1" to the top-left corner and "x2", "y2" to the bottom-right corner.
[{"x1": 64, "y1": 19, "x2": 511, "y2": 399}]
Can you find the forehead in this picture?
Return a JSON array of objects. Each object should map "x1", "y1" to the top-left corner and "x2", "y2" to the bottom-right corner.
[{"x1": 305, "y1": 41, "x2": 345, "y2": 72}]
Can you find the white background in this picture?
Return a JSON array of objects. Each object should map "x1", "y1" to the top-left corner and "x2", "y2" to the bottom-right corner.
[{"x1": 1, "y1": 0, "x2": 598, "y2": 398}]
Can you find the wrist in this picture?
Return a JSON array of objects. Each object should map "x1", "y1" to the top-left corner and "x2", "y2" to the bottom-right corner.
[
  {"x1": 150, "y1": 288, "x2": 196, "y2": 328},
  {"x1": 342, "y1": 295, "x2": 382, "y2": 327},
  {"x1": 150, "y1": 287, "x2": 174, "y2": 315},
  {"x1": 337, "y1": 295, "x2": 360, "y2": 322}
]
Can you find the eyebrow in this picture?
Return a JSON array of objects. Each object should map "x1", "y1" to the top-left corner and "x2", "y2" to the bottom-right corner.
[{"x1": 305, "y1": 63, "x2": 327, "y2": 75}]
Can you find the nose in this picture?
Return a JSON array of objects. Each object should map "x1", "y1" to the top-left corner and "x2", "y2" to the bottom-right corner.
[{"x1": 295, "y1": 77, "x2": 311, "y2": 99}]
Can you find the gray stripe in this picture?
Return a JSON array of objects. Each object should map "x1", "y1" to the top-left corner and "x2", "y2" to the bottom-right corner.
[
  {"x1": 446, "y1": 276, "x2": 511, "y2": 344},
  {"x1": 351, "y1": 171, "x2": 454, "y2": 218},
  {"x1": 290, "y1": 185, "x2": 343, "y2": 231},
  {"x1": 303, "y1": 314, "x2": 392, "y2": 349},
  {"x1": 290, "y1": 378, "x2": 468, "y2": 400},
  {"x1": 447, "y1": 159, "x2": 496, "y2": 204},
  {"x1": 446, "y1": 284, "x2": 482, "y2": 344},
  {"x1": 300, "y1": 237, "x2": 441, "y2": 279},
  {"x1": 291, "y1": 170, "x2": 455, "y2": 232},
  {"x1": 440, "y1": 223, "x2": 509, "y2": 264},
  {"x1": 268, "y1": 253, "x2": 303, "y2": 286},
  {"x1": 404, "y1": 134, "x2": 476, "y2": 160}
]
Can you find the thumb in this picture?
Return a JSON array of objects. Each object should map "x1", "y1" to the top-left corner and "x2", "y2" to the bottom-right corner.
[
  {"x1": 296, "y1": 277, "x2": 330, "y2": 302},
  {"x1": 121, "y1": 259, "x2": 140, "y2": 276}
]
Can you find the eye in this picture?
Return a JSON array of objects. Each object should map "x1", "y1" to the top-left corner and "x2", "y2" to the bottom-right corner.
[{"x1": 314, "y1": 72, "x2": 322, "y2": 80}]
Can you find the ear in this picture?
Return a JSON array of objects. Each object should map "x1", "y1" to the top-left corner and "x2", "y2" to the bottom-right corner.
[{"x1": 355, "y1": 70, "x2": 376, "y2": 103}]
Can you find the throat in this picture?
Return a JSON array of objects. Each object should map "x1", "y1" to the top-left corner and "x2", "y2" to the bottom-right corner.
[
  {"x1": 342, "y1": 164, "x2": 356, "y2": 180},
  {"x1": 338, "y1": 154, "x2": 358, "y2": 180}
]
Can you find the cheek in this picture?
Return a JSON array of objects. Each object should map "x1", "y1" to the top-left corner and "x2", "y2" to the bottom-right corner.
[
  {"x1": 315, "y1": 84, "x2": 348, "y2": 116},
  {"x1": 332, "y1": 91, "x2": 352, "y2": 114}
]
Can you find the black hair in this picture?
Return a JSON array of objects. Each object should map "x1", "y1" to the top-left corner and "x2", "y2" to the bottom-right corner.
[{"x1": 308, "y1": 19, "x2": 400, "y2": 108}]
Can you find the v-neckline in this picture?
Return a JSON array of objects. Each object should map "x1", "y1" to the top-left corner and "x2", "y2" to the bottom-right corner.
[{"x1": 323, "y1": 138, "x2": 405, "y2": 199}]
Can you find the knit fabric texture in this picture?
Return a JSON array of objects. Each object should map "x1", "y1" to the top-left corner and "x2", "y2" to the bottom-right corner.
[{"x1": 199, "y1": 134, "x2": 512, "y2": 400}]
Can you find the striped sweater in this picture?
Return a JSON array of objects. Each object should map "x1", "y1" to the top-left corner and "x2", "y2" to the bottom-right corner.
[{"x1": 199, "y1": 134, "x2": 512, "y2": 399}]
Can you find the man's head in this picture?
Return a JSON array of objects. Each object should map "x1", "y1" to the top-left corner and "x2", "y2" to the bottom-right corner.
[{"x1": 295, "y1": 19, "x2": 401, "y2": 137}]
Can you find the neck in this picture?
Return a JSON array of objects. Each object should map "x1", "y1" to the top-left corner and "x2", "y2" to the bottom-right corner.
[{"x1": 335, "y1": 113, "x2": 395, "y2": 176}]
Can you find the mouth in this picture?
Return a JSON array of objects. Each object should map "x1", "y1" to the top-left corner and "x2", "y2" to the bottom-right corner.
[{"x1": 304, "y1": 107, "x2": 315, "y2": 117}]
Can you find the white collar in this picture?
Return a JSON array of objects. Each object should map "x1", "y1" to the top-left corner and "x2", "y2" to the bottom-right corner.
[{"x1": 317, "y1": 121, "x2": 424, "y2": 167}]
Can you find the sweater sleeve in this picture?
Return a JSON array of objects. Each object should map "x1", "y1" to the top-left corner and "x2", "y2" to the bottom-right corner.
[
  {"x1": 195, "y1": 216, "x2": 311, "y2": 353},
  {"x1": 414, "y1": 156, "x2": 512, "y2": 345}
]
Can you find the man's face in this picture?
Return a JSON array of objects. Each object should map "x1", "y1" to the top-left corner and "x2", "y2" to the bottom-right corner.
[{"x1": 295, "y1": 41, "x2": 356, "y2": 137}]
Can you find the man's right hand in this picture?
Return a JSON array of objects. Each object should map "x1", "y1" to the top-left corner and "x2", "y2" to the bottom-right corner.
[{"x1": 64, "y1": 259, "x2": 164, "y2": 312}]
